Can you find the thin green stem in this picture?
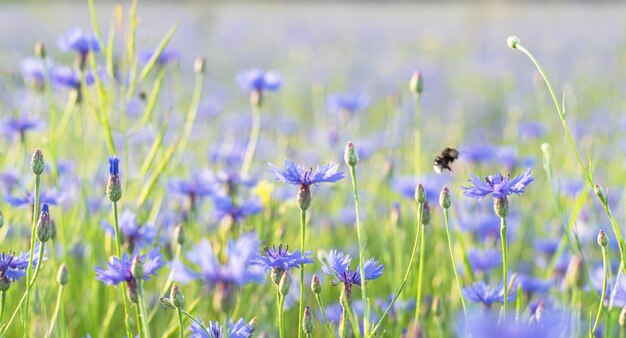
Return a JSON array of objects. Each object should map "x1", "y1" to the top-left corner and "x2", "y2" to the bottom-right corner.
[
  {"x1": 348, "y1": 165, "x2": 369, "y2": 335},
  {"x1": 515, "y1": 284, "x2": 523, "y2": 323},
  {"x1": 45, "y1": 285, "x2": 64, "y2": 338},
  {"x1": 137, "y1": 281, "x2": 150, "y2": 338},
  {"x1": 591, "y1": 246, "x2": 608, "y2": 337},
  {"x1": 113, "y1": 202, "x2": 134, "y2": 338},
  {"x1": 443, "y1": 208, "x2": 470, "y2": 332},
  {"x1": 0, "y1": 291, "x2": 5, "y2": 323},
  {"x1": 23, "y1": 173, "x2": 40, "y2": 337},
  {"x1": 413, "y1": 94, "x2": 421, "y2": 174},
  {"x1": 369, "y1": 202, "x2": 424, "y2": 337},
  {"x1": 315, "y1": 294, "x2": 335, "y2": 338},
  {"x1": 298, "y1": 209, "x2": 306, "y2": 338},
  {"x1": 176, "y1": 308, "x2": 184, "y2": 338},
  {"x1": 181, "y1": 309, "x2": 210, "y2": 336},
  {"x1": 240, "y1": 101, "x2": 261, "y2": 177},
  {"x1": 500, "y1": 216, "x2": 508, "y2": 320},
  {"x1": 135, "y1": 305, "x2": 145, "y2": 338},
  {"x1": 414, "y1": 222, "x2": 426, "y2": 324},
  {"x1": 278, "y1": 294, "x2": 286, "y2": 338}
]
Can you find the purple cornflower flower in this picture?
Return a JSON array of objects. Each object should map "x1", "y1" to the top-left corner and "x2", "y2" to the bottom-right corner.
[
  {"x1": 21, "y1": 58, "x2": 54, "y2": 87},
  {"x1": 0, "y1": 115, "x2": 44, "y2": 140},
  {"x1": 190, "y1": 317, "x2": 255, "y2": 338},
  {"x1": 269, "y1": 160, "x2": 344, "y2": 187},
  {"x1": 326, "y1": 93, "x2": 370, "y2": 114},
  {"x1": 248, "y1": 244, "x2": 313, "y2": 271},
  {"x1": 461, "y1": 168, "x2": 534, "y2": 200},
  {"x1": 322, "y1": 250, "x2": 383, "y2": 288},
  {"x1": 236, "y1": 69, "x2": 282, "y2": 93},
  {"x1": 139, "y1": 49, "x2": 179, "y2": 66},
  {"x1": 101, "y1": 211, "x2": 157, "y2": 251},
  {"x1": 0, "y1": 248, "x2": 39, "y2": 282},
  {"x1": 462, "y1": 281, "x2": 515, "y2": 307},
  {"x1": 462, "y1": 145, "x2": 495, "y2": 164},
  {"x1": 51, "y1": 66, "x2": 96, "y2": 90},
  {"x1": 57, "y1": 28, "x2": 100, "y2": 54},
  {"x1": 173, "y1": 232, "x2": 263, "y2": 287},
  {"x1": 95, "y1": 248, "x2": 164, "y2": 286},
  {"x1": 211, "y1": 195, "x2": 262, "y2": 223},
  {"x1": 467, "y1": 249, "x2": 501, "y2": 273},
  {"x1": 168, "y1": 172, "x2": 214, "y2": 199},
  {"x1": 513, "y1": 274, "x2": 553, "y2": 294},
  {"x1": 5, "y1": 189, "x2": 60, "y2": 208}
]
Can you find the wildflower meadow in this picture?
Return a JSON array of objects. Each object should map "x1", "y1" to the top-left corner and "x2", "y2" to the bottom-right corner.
[{"x1": 1, "y1": 2, "x2": 626, "y2": 337}]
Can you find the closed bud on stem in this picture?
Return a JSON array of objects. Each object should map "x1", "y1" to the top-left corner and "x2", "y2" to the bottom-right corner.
[
  {"x1": 279, "y1": 271, "x2": 291, "y2": 297},
  {"x1": 303, "y1": 306, "x2": 314, "y2": 335},
  {"x1": 57, "y1": 263, "x2": 69, "y2": 285},
  {"x1": 49, "y1": 219, "x2": 57, "y2": 240},
  {"x1": 213, "y1": 282, "x2": 236, "y2": 313},
  {"x1": 432, "y1": 297, "x2": 442, "y2": 318},
  {"x1": 194, "y1": 56, "x2": 206, "y2": 74},
  {"x1": 390, "y1": 202, "x2": 400, "y2": 228},
  {"x1": 174, "y1": 223, "x2": 185, "y2": 246},
  {"x1": 31, "y1": 149, "x2": 45, "y2": 175},
  {"x1": 494, "y1": 197, "x2": 509, "y2": 218},
  {"x1": 250, "y1": 90, "x2": 262, "y2": 107},
  {"x1": 36, "y1": 204, "x2": 53, "y2": 242},
  {"x1": 311, "y1": 275, "x2": 322, "y2": 294},
  {"x1": 415, "y1": 183, "x2": 426, "y2": 204},
  {"x1": 131, "y1": 255, "x2": 144, "y2": 280},
  {"x1": 597, "y1": 230, "x2": 609, "y2": 248},
  {"x1": 594, "y1": 184, "x2": 607, "y2": 204},
  {"x1": 34, "y1": 40, "x2": 46, "y2": 58},
  {"x1": 563, "y1": 256, "x2": 584, "y2": 290},
  {"x1": 0, "y1": 276, "x2": 11, "y2": 292},
  {"x1": 127, "y1": 280, "x2": 139, "y2": 304},
  {"x1": 248, "y1": 318, "x2": 258, "y2": 333},
  {"x1": 170, "y1": 283, "x2": 185, "y2": 308},
  {"x1": 344, "y1": 141, "x2": 358, "y2": 167},
  {"x1": 271, "y1": 267, "x2": 284, "y2": 286},
  {"x1": 620, "y1": 306, "x2": 626, "y2": 328},
  {"x1": 297, "y1": 184, "x2": 311, "y2": 211},
  {"x1": 439, "y1": 186, "x2": 451, "y2": 209},
  {"x1": 159, "y1": 297, "x2": 175, "y2": 309},
  {"x1": 107, "y1": 175, "x2": 122, "y2": 202},
  {"x1": 507, "y1": 36, "x2": 520, "y2": 49},
  {"x1": 410, "y1": 70, "x2": 424, "y2": 95},
  {"x1": 421, "y1": 201, "x2": 431, "y2": 226}
]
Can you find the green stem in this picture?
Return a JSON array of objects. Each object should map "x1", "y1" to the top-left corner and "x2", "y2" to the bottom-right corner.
[
  {"x1": 181, "y1": 309, "x2": 210, "y2": 336},
  {"x1": 240, "y1": 101, "x2": 261, "y2": 177},
  {"x1": 414, "y1": 222, "x2": 426, "y2": 324},
  {"x1": 315, "y1": 294, "x2": 335, "y2": 338},
  {"x1": 0, "y1": 291, "x2": 5, "y2": 323},
  {"x1": 137, "y1": 281, "x2": 150, "y2": 338},
  {"x1": 369, "y1": 202, "x2": 424, "y2": 337},
  {"x1": 278, "y1": 294, "x2": 285, "y2": 338},
  {"x1": 298, "y1": 209, "x2": 306, "y2": 338},
  {"x1": 413, "y1": 94, "x2": 421, "y2": 174},
  {"x1": 113, "y1": 202, "x2": 134, "y2": 338},
  {"x1": 443, "y1": 208, "x2": 470, "y2": 332},
  {"x1": 23, "y1": 173, "x2": 40, "y2": 337},
  {"x1": 591, "y1": 246, "x2": 608, "y2": 337},
  {"x1": 135, "y1": 306, "x2": 145, "y2": 338},
  {"x1": 515, "y1": 284, "x2": 523, "y2": 323},
  {"x1": 348, "y1": 165, "x2": 369, "y2": 335},
  {"x1": 45, "y1": 285, "x2": 64, "y2": 338},
  {"x1": 500, "y1": 216, "x2": 508, "y2": 320},
  {"x1": 176, "y1": 308, "x2": 184, "y2": 338}
]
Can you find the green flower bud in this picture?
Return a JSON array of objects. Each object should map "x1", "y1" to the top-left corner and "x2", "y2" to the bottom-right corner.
[
  {"x1": 57, "y1": 263, "x2": 69, "y2": 285},
  {"x1": 507, "y1": 36, "x2": 520, "y2": 49},
  {"x1": 279, "y1": 271, "x2": 291, "y2": 297},
  {"x1": 410, "y1": 70, "x2": 424, "y2": 94},
  {"x1": 311, "y1": 275, "x2": 322, "y2": 294},
  {"x1": 432, "y1": 297, "x2": 442, "y2": 318},
  {"x1": 415, "y1": 183, "x2": 426, "y2": 204},
  {"x1": 439, "y1": 186, "x2": 451, "y2": 209},
  {"x1": 594, "y1": 184, "x2": 607, "y2": 204},
  {"x1": 597, "y1": 230, "x2": 609, "y2": 248},
  {"x1": 248, "y1": 318, "x2": 258, "y2": 333},
  {"x1": 344, "y1": 141, "x2": 358, "y2": 167},
  {"x1": 107, "y1": 175, "x2": 122, "y2": 202},
  {"x1": 131, "y1": 255, "x2": 144, "y2": 280},
  {"x1": 34, "y1": 40, "x2": 46, "y2": 58},
  {"x1": 297, "y1": 184, "x2": 311, "y2": 211},
  {"x1": 174, "y1": 223, "x2": 185, "y2": 246},
  {"x1": 421, "y1": 202, "x2": 431, "y2": 226},
  {"x1": 194, "y1": 56, "x2": 206, "y2": 74},
  {"x1": 494, "y1": 197, "x2": 509, "y2": 218},
  {"x1": 170, "y1": 283, "x2": 185, "y2": 309},
  {"x1": 36, "y1": 205, "x2": 53, "y2": 243},
  {"x1": 0, "y1": 276, "x2": 11, "y2": 292},
  {"x1": 31, "y1": 149, "x2": 45, "y2": 175},
  {"x1": 620, "y1": 306, "x2": 626, "y2": 328},
  {"x1": 213, "y1": 282, "x2": 236, "y2": 314},
  {"x1": 303, "y1": 306, "x2": 314, "y2": 335},
  {"x1": 563, "y1": 256, "x2": 584, "y2": 290},
  {"x1": 160, "y1": 297, "x2": 175, "y2": 309},
  {"x1": 271, "y1": 267, "x2": 285, "y2": 286}
]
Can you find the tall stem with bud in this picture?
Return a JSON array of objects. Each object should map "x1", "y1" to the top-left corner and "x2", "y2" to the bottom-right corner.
[
  {"x1": 592, "y1": 231, "x2": 609, "y2": 337},
  {"x1": 297, "y1": 185, "x2": 310, "y2": 338},
  {"x1": 241, "y1": 90, "x2": 262, "y2": 177},
  {"x1": 414, "y1": 202, "x2": 430, "y2": 324},
  {"x1": 495, "y1": 196, "x2": 509, "y2": 319}
]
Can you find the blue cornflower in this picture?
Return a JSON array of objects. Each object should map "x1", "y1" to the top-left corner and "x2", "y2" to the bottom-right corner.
[
  {"x1": 236, "y1": 69, "x2": 282, "y2": 92},
  {"x1": 5, "y1": 189, "x2": 60, "y2": 208},
  {"x1": 248, "y1": 244, "x2": 313, "y2": 271},
  {"x1": 391, "y1": 175, "x2": 450, "y2": 204},
  {"x1": 376, "y1": 294, "x2": 416, "y2": 319},
  {"x1": 51, "y1": 66, "x2": 96, "y2": 90},
  {"x1": 462, "y1": 145, "x2": 495, "y2": 164},
  {"x1": 467, "y1": 249, "x2": 501, "y2": 273},
  {"x1": 109, "y1": 156, "x2": 120, "y2": 176},
  {"x1": 327, "y1": 93, "x2": 370, "y2": 114},
  {"x1": 94, "y1": 248, "x2": 164, "y2": 286},
  {"x1": 269, "y1": 160, "x2": 344, "y2": 187},
  {"x1": 462, "y1": 280, "x2": 515, "y2": 307},
  {"x1": 513, "y1": 274, "x2": 553, "y2": 294},
  {"x1": 21, "y1": 58, "x2": 54, "y2": 87},
  {"x1": 461, "y1": 168, "x2": 534, "y2": 200},
  {"x1": 322, "y1": 250, "x2": 383, "y2": 288},
  {"x1": 0, "y1": 115, "x2": 44, "y2": 139},
  {"x1": 168, "y1": 172, "x2": 214, "y2": 199},
  {"x1": 139, "y1": 49, "x2": 179, "y2": 66},
  {"x1": 211, "y1": 195, "x2": 262, "y2": 223},
  {"x1": 173, "y1": 233, "x2": 263, "y2": 287},
  {"x1": 101, "y1": 211, "x2": 157, "y2": 250},
  {"x1": 57, "y1": 28, "x2": 100, "y2": 54},
  {"x1": 0, "y1": 248, "x2": 38, "y2": 282},
  {"x1": 190, "y1": 317, "x2": 255, "y2": 338}
]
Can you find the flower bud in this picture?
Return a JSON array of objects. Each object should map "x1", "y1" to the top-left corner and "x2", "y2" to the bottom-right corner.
[
  {"x1": 248, "y1": 318, "x2": 258, "y2": 333},
  {"x1": 160, "y1": 297, "x2": 175, "y2": 309},
  {"x1": 127, "y1": 280, "x2": 139, "y2": 303},
  {"x1": 597, "y1": 230, "x2": 609, "y2": 248},
  {"x1": 250, "y1": 90, "x2": 262, "y2": 107},
  {"x1": 311, "y1": 275, "x2": 322, "y2": 294},
  {"x1": 390, "y1": 202, "x2": 400, "y2": 228},
  {"x1": 213, "y1": 282, "x2": 236, "y2": 313},
  {"x1": 507, "y1": 36, "x2": 520, "y2": 49},
  {"x1": 303, "y1": 306, "x2": 314, "y2": 335},
  {"x1": 36, "y1": 204, "x2": 53, "y2": 242},
  {"x1": 563, "y1": 256, "x2": 584, "y2": 290},
  {"x1": 170, "y1": 283, "x2": 185, "y2": 308},
  {"x1": 34, "y1": 40, "x2": 46, "y2": 58},
  {"x1": 415, "y1": 183, "x2": 426, "y2": 204},
  {"x1": 410, "y1": 71, "x2": 424, "y2": 94},
  {"x1": 271, "y1": 267, "x2": 284, "y2": 286},
  {"x1": 594, "y1": 185, "x2": 607, "y2": 204},
  {"x1": 107, "y1": 157, "x2": 123, "y2": 202},
  {"x1": 620, "y1": 306, "x2": 626, "y2": 328},
  {"x1": 279, "y1": 271, "x2": 291, "y2": 297},
  {"x1": 49, "y1": 218, "x2": 57, "y2": 240},
  {"x1": 57, "y1": 263, "x2": 69, "y2": 285},
  {"x1": 432, "y1": 297, "x2": 442, "y2": 318},
  {"x1": 131, "y1": 255, "x2": 144, "y2": 280},
  {"x1": 174, "y1": 223, "x2": 185, "y2": 246},
  {"x1": 0, "y1": 276, "x2": 11, "y2": 292},
  {"x1": 344, "y1": 141, "x2": 358, "y2": 167},
  {"x1": 31, "y1": 149, "x2": 45, "y2": 175},
  {"x1": 421, "y1": 202, "x2": 431, "y2": 226},
  {"x1": 194, "y1": 56, "x2": 206, "y2": 74},
  {"x1": 494, "y1": 197, "x2": 509, "y2": 218},
  {"x1": 297, "y1": 184, "x2": 311, "y2": 211},
  {"x1": 439, "y1": 186, "x2": 451, "y2": 209}
]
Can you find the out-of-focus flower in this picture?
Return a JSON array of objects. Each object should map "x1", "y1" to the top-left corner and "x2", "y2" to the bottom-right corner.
[{"x1": 58, "y1": 28, "x2": 100, "y2": 54}]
